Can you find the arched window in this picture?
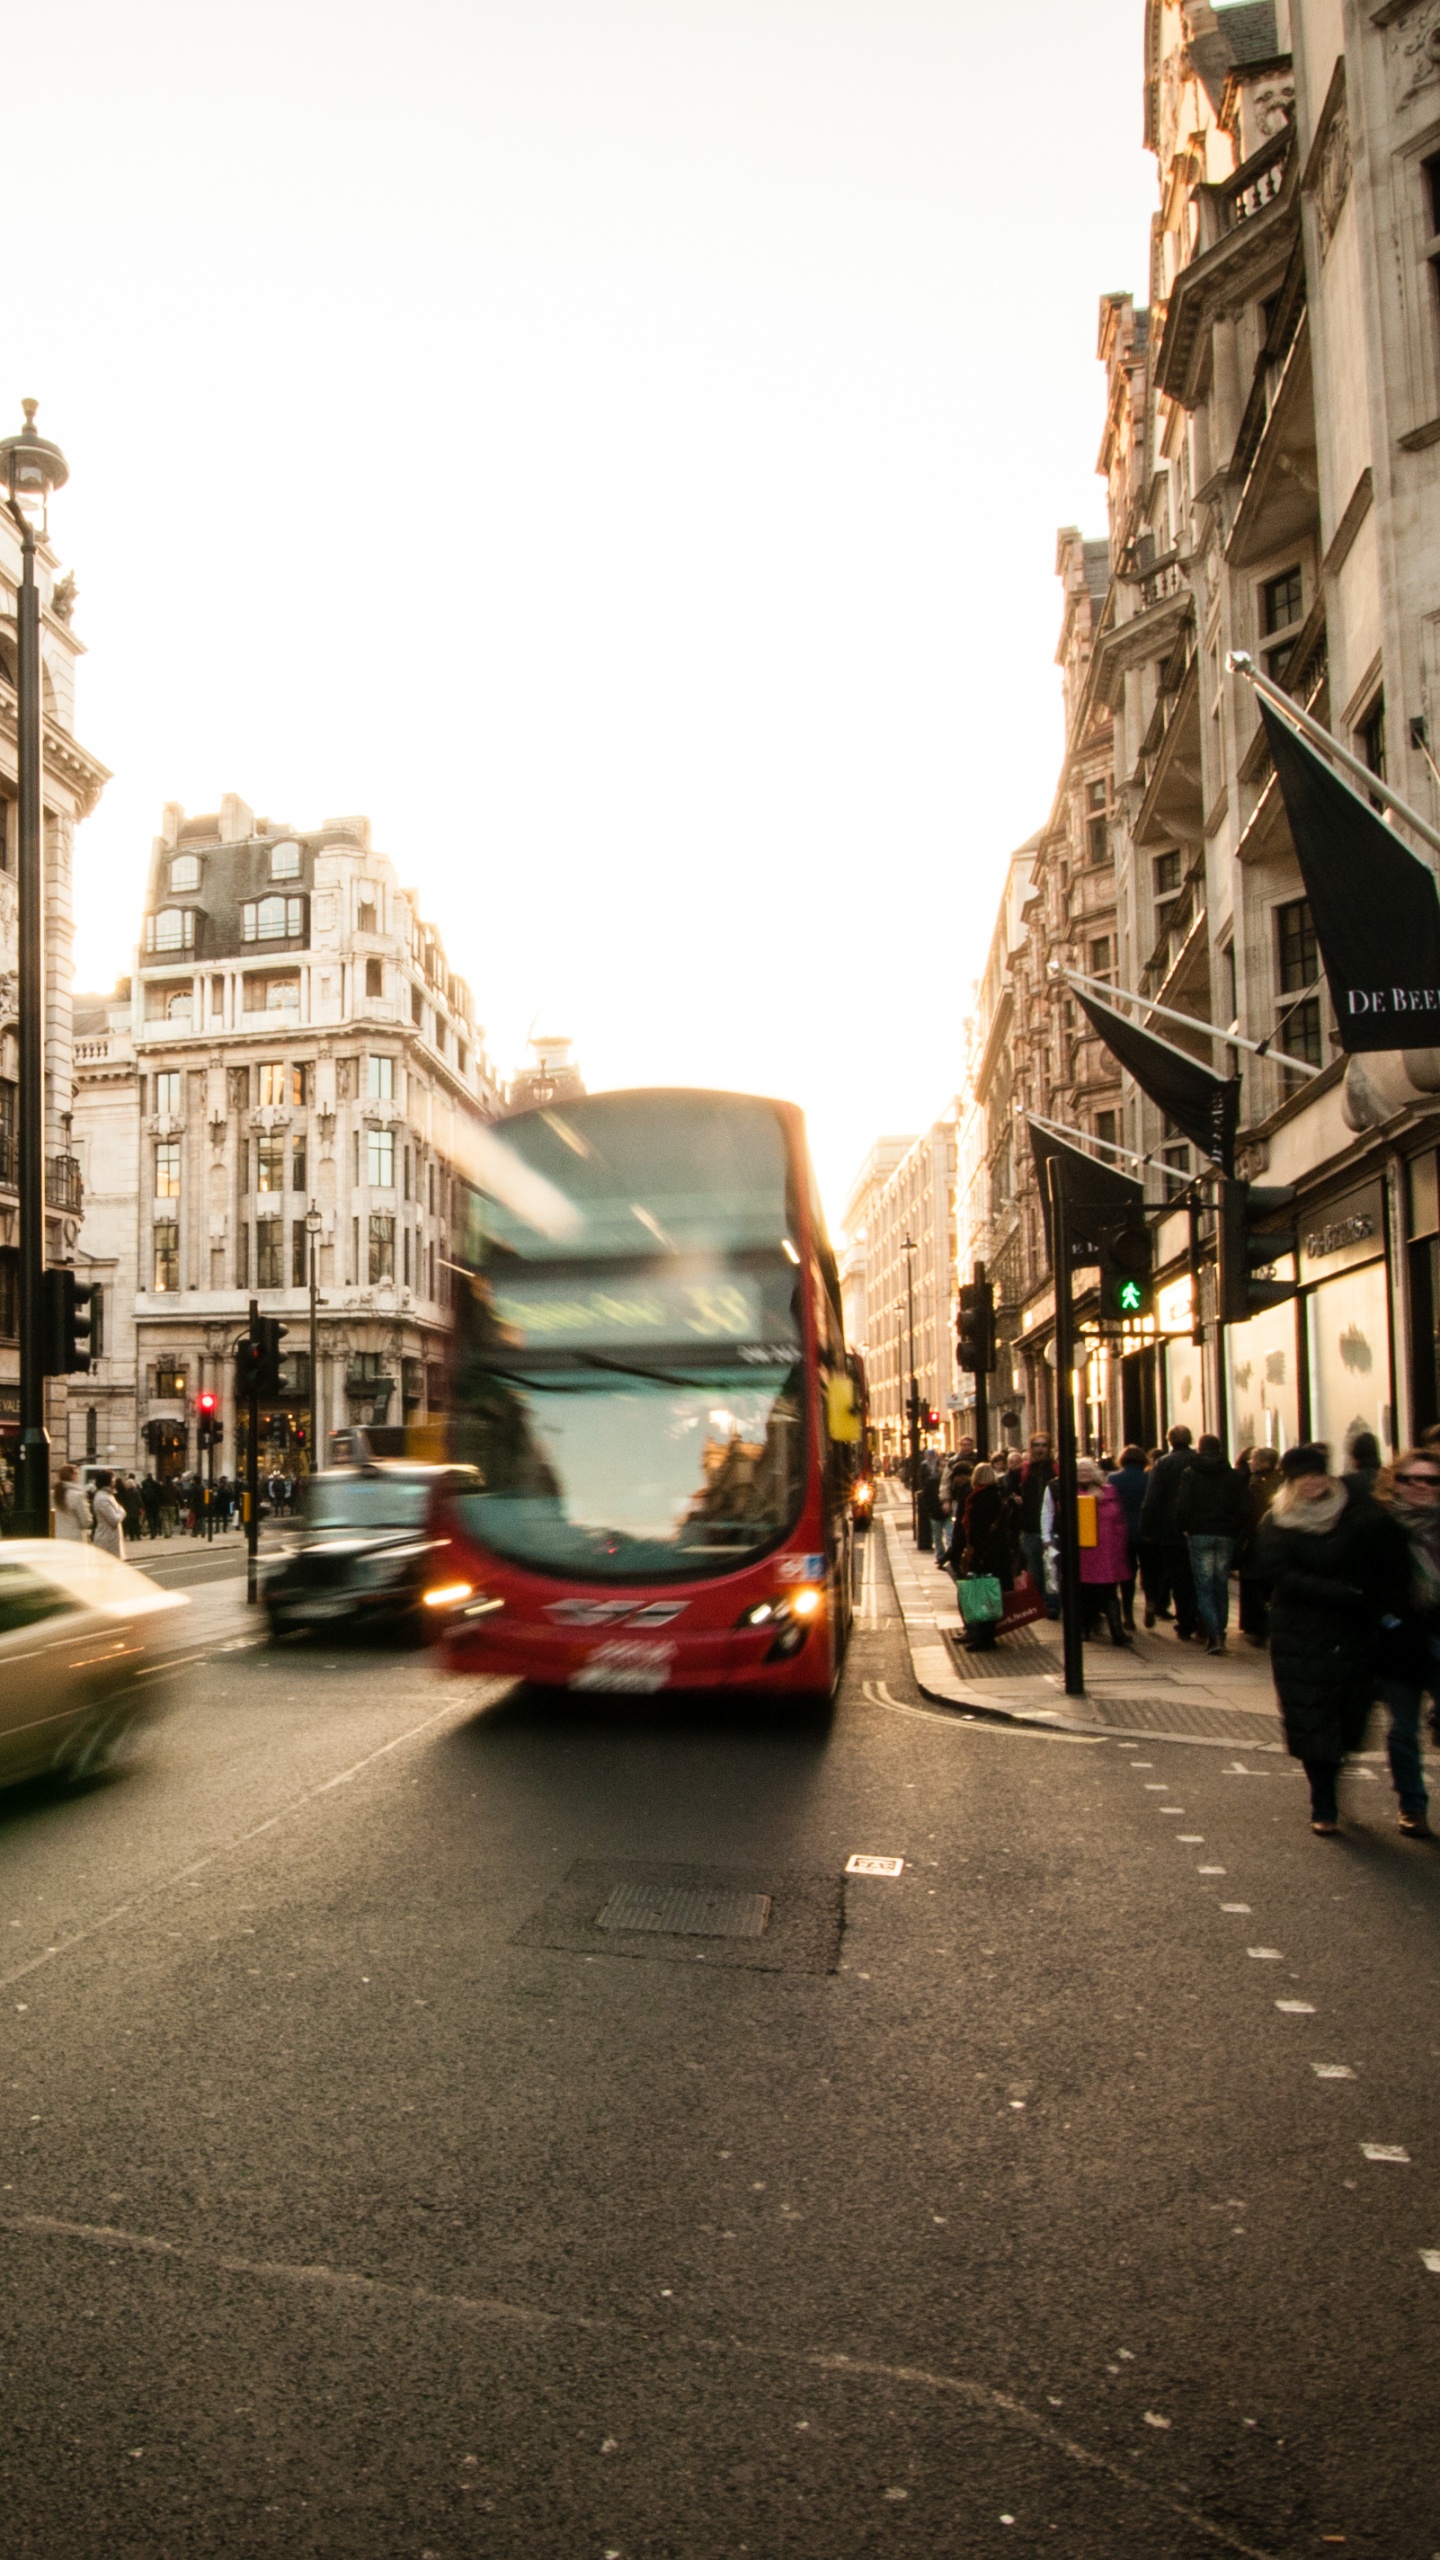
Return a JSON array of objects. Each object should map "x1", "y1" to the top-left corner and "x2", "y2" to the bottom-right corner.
[{"x1": 166, "y1": 989, "x2": 192, "y2": 1023}]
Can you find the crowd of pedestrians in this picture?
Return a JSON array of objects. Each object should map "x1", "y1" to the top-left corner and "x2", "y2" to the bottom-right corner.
[{"x1": 911, "y1": 1420, "x2": 1440, "y2": 1843}]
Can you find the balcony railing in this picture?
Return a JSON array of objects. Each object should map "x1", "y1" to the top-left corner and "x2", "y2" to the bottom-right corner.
[{"x1": 45, "y1": 1154, "x2": 83, "y2": 1213}]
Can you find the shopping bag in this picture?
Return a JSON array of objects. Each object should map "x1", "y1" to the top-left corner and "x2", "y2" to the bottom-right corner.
[
  {"x1": 957, "y1": 1573, "x2": 1003, "y2": 1626},
  {"x1": 996, "y1": 1571, "x2": 1046, "y2": 1635}
]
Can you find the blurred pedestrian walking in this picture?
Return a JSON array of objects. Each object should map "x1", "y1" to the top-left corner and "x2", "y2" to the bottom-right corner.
[
  {"x1": 1373, "y1": 1447, "x2": 1440, "y2": 1838},
  {"x1": 54, "y1": 1463, "x2": 91, "y2": 1542},
  {"x1": 1238, "y1": 1446, "x2": 1281, "y2": 1643},
  {"x1": 1139, "y1": 1425, "x2": 1198, "y2": 1638},
  {"x1": 1075, "y1": 1453, "x2": 1133, "y2": 1648},
  {"x1": 1176, "y1": 1433, "x2": 1248, "y2": 1653},
  {"x1": 1256, "y1": 1443, "x2": 1408, "y2": 1835},
  {"x1": 91, "y1": 1471, "x2": 126, "y2": 1560}
]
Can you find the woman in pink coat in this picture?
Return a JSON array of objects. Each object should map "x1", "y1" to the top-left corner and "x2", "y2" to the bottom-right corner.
[{"x1": 1077, "y1": 1455, "x2": 1134, "y2": 1647}]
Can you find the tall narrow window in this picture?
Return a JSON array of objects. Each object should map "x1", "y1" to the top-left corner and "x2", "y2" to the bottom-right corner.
[
  {"x1": 369, "y1": 1213, "x2": 395, "y2": 1283},
  {"x1": 154, "y1": 1141, "x2": 181, "y2": 1199},
  {"x1": 367, "y1": 1054, "x2": 395, "y2": 1099},
  {"x1": 1274, "y1": 896, "x2": 1322, "y2": 1067},
  {"x1": 1260, "y1": 565, "x2": 1304, "y2": 681},
  {"x1": 1359, "y1": 693, "x2": 1387, "y2": 785},
  {"x1": 256, "y1": 1135, "x2": 285, "y2": 1192},
  {"x1": 153, "y1": 1222, "x2": 179, "y2": 1292},
  {"x1": 1085, "y1": 779, "x2": 1108, "y2": 865},
  {"x1": 365, "y1": 957, "x2": 383, "y2": 997},
  {"x1": 256, "y1": 1214, "x2": 284, "y2": 1289},
  {"x1": 154, "y1": 1071, "x2": 182, "y2": 1116},
  {"x1": 403, "y1": 1226, "x2": 411, "y2": 1288},
  {"x1": 292, "y1": 1219, "x2": 308, "y2": 1288},
  {"x1": 237, "y1": 1222, "x2": 249, "y2": 1288},
  {"x1": 352, "y1": 1217, "x2": 360, "y2": 1285},
  {"x1": 292, "y1": 1133, "x2": 307, "y2": 1190},
  {"x1": 367, "y1": 1127, "x2": 394, "y2": 1187}
]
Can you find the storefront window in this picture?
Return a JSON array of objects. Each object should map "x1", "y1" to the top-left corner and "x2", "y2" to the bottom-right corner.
[
  {"x1": 1227, "y1": 1300, "x2": 1300, "y2": 1453},
  {"x1": 1306, "y1": 1261, "x2": 1393, "y2": 1459},
  {"x1": 1165, "y1": 1333, "x2": 1207, "y2": 1435}
]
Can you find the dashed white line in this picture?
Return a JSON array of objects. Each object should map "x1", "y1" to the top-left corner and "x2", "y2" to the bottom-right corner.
[{"x1": 1361, "y1": 2145, "x2": 1410, "y2": 2165}]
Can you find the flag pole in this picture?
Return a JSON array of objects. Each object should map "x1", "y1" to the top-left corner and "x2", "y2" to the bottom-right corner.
[
  {"x1": 1025, "y1": 1108, "x2": 1190, "y2": 1189},
  {"x1": 1228, "y1": 650, "x2": 1440, "y2": 862},
  {"x1": 1059, "y1": 964, "x2": 1322, "y2": 1079}
]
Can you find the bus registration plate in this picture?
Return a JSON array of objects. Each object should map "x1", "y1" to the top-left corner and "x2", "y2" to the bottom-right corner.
[{"x1": 571, "y1": 1638, "x2": 677, "y2": 1694}]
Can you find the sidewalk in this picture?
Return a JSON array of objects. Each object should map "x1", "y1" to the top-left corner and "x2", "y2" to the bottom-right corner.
[{"x1": 879, "y1": 1493, "x2": 1290, "y2": 1749}]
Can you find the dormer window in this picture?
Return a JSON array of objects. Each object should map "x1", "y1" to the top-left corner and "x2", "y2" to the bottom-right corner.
[
  {"x1": 169, "y1": 855, "x2": 200, "y2": 893},
  {"x1": 242, "y1": 895, "x2": 305, "y2": 943},
  {"x1": 269, "y1": 841, "x2": 301, "y2": 880},
  {"x1": 146, "y1": 908, "x2": 195, "y2": 954}
]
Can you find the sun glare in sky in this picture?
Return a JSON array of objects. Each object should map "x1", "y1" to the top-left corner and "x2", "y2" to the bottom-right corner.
[{"x1": 12, "y1": 0, "x2": 1152, "y2": 1221}]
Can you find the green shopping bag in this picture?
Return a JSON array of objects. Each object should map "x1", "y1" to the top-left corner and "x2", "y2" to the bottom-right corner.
[{"x1": 957, "y1": 1573, "x2": 1003, "y2": 1626}]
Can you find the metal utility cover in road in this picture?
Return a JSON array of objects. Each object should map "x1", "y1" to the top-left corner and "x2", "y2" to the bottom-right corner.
[
  {"x1": 515, "y1": 1860, "x2": 844, "y2": 1974},
  {"x1": 597, "y1": 1882, "x2": 771, "y2": 1939}
]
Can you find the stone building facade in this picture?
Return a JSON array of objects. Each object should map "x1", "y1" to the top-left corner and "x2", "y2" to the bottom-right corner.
[
  {"x1": 842, "y1": 1119, "x2": 958, "y2": 1461},
  {"x1": 68, "y1": 797, "x2": 503, "y2": 1477},
  {"x1": 0, "y1": 488, "x2": 109, "y2": 1464},
  {"x1": 956, "y1": 0, "x2": 1440, "y2": 1462}
]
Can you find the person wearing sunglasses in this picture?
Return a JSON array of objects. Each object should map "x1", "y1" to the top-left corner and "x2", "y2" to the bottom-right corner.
[{"x1": 1372, "y1": 1451, "x2": 1440, "y2": 1838}]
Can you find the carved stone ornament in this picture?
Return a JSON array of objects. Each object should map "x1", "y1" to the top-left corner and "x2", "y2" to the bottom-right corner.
[
  {"x1": 1394, "y1": 0, "x2": 1440, "y2": 108},
  {"x1": 1314, "y1": 96, "x2": 1352, "y2": 251},
  {"x1": 1251, "y1": 73, "x2": 1295, "y2": 140}
]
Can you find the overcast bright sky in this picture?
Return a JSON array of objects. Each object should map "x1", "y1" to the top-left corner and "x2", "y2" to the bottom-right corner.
[{"x1": 13, "y1": 0, "x2": 1154, "y2": 1224}]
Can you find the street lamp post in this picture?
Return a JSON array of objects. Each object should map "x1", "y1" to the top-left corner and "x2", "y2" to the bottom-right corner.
[
  {"x1": 902, "y1": 1236, "x2": 920, "y2": 1540},
  {"x1": 0, "y1": 404, "x2": 69, "y2": 1539},
  {"x1": 307, "y1": 1203, "x2": 323, "y2": 1468}
]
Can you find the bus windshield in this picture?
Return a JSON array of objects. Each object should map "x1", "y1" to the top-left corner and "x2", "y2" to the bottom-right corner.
[{"x1": 449, "y1": 1091, "x2": 810, "y2": 1582}]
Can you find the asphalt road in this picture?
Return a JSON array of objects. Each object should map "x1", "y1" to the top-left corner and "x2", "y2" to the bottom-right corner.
[{"x1": 0, "y1": 1529, "x2": 1436, "y2": 2558}]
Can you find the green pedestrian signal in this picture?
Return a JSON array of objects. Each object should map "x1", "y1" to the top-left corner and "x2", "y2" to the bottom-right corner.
[{"x1": 1097, "y1": 1211, "x2": 1153, "y2": 1320}]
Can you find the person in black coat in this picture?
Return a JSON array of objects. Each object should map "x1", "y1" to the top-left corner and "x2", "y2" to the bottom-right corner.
[
  {"x1": 1138, "y1": 1425, "x2": 1197, "y2": 1638},
  {"x1": 952, "y1": 1464, "x2": 1014, "y2": 1651},
  {"x1": 1254, "y1": 1442, "x2": 1411, "y2": 1833}
]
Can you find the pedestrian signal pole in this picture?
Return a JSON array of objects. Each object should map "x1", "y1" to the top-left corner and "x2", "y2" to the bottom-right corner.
[
  {"x1": 1046, "y1": 1154, "x2": 1085, "y2": 1700},
  {"x1": 902, "y1": 1236, "x2": 920, "y2": 1540}
]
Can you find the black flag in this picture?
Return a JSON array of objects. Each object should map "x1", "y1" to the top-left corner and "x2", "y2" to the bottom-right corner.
[
  {"x1": 1073, "y1": 984, "x2": 1240, "y2": 1173},
  {"x1": 1259, "y1": 695, "x2": 1440, "y2": 1052},
  {"x1": 1027, "y1": 1118, "x2": 1142, "y2": 1270}
]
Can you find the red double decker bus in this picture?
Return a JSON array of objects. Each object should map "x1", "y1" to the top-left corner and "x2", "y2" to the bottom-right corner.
[{"x1": 430, "y1": 1087, "x2": 858, "y2": 1704}]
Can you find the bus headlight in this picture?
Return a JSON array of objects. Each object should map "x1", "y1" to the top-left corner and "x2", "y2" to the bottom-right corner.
[
  {"x1": 423, "y1": 1581, "x2": 474, "y2": 1609},
  {"x1": 790, "y1": 1586, "x2": 823, "y2": 1618}
]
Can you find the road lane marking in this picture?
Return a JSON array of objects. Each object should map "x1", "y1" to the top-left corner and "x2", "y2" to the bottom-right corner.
[
  {"x1": 1422, "y1": 2250, "x2": 1440, "y2": 2274},
  {"x1": 1220, "y1": 1904, "x2": 1251, "y2": 1913},
  {"x1": 1276, "y1": 2001, "x2": 1314, "y2": 2014},
  {"x1": 1312, "y1": 2066, "x2": 1353, "y2": 2079},
  {"x1": 1361, "y1": 2145, "x2": 1410, "y2": 2164},
  {"x1": 1247, "y1": 1949, "x2": 1284, "y2": 1960},
  {"x1": 1198, "y1": 1865, "x2": 1226, "y2": 1874},
  {"x1": 0, "y1": 1687, "x2": 501, "y2": 1999},
  {"x1": 0, "y1": 2209, "x2": 1280, "y2": 2559}
]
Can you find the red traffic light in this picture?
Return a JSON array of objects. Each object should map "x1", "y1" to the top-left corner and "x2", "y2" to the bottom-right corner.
[{"x1": 196, "y1": 1390, "x2": 218, "y2": 1415}]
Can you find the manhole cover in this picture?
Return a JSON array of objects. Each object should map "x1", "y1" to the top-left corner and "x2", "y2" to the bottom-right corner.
[
  {"x1": 597, "y1": 1882, "x2": 771, "y2": 1939},
  {"x1": 515, "y1": 1859, "x2": 843, "y2": 1973}
]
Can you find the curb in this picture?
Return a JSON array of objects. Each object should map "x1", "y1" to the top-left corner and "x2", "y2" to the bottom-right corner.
[{"x1": 879, "y1": 1508, "x2": 1291, "y2": 1752}]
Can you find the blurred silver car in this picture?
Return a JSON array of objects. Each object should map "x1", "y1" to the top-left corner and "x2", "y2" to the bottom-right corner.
[{"x1": 0, "y1": 1542, "x2": 189, "y2": 1785}]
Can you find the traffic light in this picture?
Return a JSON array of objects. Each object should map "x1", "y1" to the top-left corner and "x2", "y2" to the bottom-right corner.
[
  {"x1": 924, "y1": 1406, "x2": 940, "y2": 1432},
  {"x1": 1097, "y1": 1213, "x2": 1154, "y2": 1321},
  {"x1": 1216, "y1": 1178, "x2": 1297, "y2": 1327},
  {"x1": 41, "y1": 1268, "x2": 101, "y2": 1373},
  {"x1": 956, "y1": 1271, "x2": 995, "y2": 1373},
  {"x1": 235, "y1": 1315, "x2": 286, "y2": 1401},
  {"x1": 196, "y1": 1389, "x2": 220, "y2": 1451}
]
